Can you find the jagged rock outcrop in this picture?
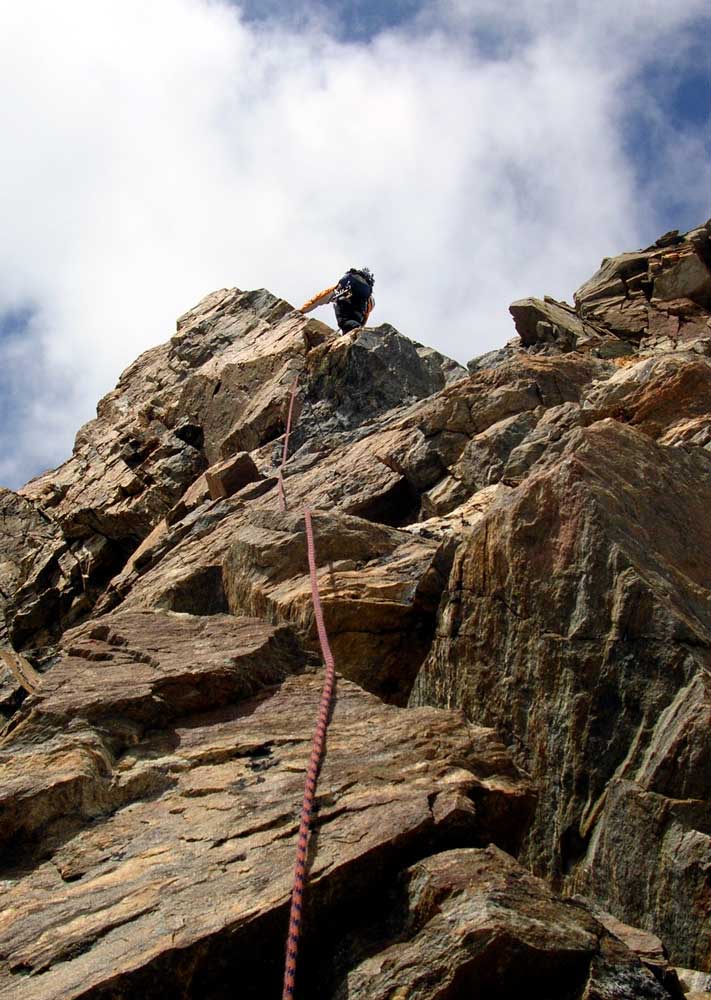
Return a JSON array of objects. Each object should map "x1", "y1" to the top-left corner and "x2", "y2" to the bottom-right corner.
[
  {"x1": 410, "y1": 221, "x2": 711, "y2": 970},
  {"x1": 509, "y1": 221, "x2": 711, "y2": 358},
  {"x1": 14, "y1": 290, "x2": 462, "y2": 648},
  {"x1": 1, "y1": 219, "x2": 710, "y2": 996}
]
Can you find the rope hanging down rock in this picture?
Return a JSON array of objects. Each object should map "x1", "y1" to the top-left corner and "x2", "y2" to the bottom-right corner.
[{"x1": 279, "y1": 376, "x2": 338, "y2": 999}]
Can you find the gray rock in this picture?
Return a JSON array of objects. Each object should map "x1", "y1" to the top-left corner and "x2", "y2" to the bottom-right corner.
[
  {"x1": 467, "y1": 345, "x2": 515, "y2": 373},
  {"x1": 0, "y1": 489, "x2": 75, "y2": 649},
  {"x1": 509, "y1": 296, "x2": 593, "y2": 350}
]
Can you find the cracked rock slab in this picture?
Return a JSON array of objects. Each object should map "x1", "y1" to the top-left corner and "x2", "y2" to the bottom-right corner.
[
  {"x1": 0, "y1": 616, "x2": 532, "y2": 999},
  {"x1": 0, "y1": 611, "x2": 306, "y2": 847},
  {"x1": 582, "y1": 354, "x2": 711, "y2": 440},
  {"x1": 223, "y1": 509, "x2": 451, "y2": 703}
]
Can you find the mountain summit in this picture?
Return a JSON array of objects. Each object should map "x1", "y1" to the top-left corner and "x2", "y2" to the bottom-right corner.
[{"x1": 1, "y1": 220, "x2": 710, "y2": 998}]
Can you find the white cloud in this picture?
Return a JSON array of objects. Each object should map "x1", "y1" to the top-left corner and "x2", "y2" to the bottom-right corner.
[{"x1": 0, "y1": 0, "x2": 708, "y2": 488}]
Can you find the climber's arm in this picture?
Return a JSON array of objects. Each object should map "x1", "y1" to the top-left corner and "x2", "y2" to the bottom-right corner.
[{"x1": 300, "y1": 286, "x2": 337, "y2": 313}]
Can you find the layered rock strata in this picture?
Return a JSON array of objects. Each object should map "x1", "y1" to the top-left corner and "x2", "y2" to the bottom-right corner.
[{"x1": 1, "y1": 219, "x2": 710, "y2": 996}]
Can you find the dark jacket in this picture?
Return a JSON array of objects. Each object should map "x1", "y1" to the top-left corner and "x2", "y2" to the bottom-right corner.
[{"x1": 300, "y1": 269, "x2": 375, "y2": 331}]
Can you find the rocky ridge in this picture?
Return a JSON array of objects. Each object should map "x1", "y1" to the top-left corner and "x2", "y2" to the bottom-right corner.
[{"x1": 1, "y1": 220, "x2": 710, "y2": 997}]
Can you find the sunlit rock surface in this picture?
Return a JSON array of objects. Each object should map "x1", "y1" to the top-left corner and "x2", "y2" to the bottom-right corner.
[{"x1": 1, "y1": 219, "x2": 710, "y2": 996}]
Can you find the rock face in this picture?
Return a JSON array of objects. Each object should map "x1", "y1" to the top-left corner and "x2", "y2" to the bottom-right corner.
[
  {"x1": 336, "y1": 848, "x2": 679, "y2": 1000},
  {"x1": 1, "y1": 220, "x2": 710, "y2": 996},
  {"x1": 411, "y1": 419, "x2": 711, "y2": 965},
  {"x1": 412, "y1": 220, "x2": 711, "y2": 970},
  {"x1": 0, "y1": 488, "x2": 74, "y2": 651},
  {"x1": 0, "y1": 612, "x2": 533, "y2": 999}
]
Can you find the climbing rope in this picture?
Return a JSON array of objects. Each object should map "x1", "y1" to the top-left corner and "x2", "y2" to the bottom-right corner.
[
  {"x1": 279, "y1": 376, "x2": 338, "y2": 999},
  {"x1": 281, "y1": 508, "x2": 337, "y2": 999}
]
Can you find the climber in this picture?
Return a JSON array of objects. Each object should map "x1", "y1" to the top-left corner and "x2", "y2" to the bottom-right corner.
[{"x1": 300, "y1": 267, "x2": 375, "y2": 333}]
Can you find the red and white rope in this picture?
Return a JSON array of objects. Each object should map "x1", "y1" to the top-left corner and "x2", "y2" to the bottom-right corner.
[
  {"x1": 281, "y1": 508, "x2": 337, "y2": 999},
  {"x1": 276, "y1": 373, "x2": 337, "y2": 998}
]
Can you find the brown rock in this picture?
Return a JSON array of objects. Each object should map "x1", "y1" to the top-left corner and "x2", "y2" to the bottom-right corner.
[
  {"x1": 584, "y1": 904, "x2": 682, "y2": 993},
  {"x1": 334, "y1": 847, "x2": 677, "y2": 999},
  {"x1": 0, "y1": 610, "x2": 306, "y2": 846},
  {"x1": 164, "y1": 471, "x2": 211, "y2": 524},
  {"x1": 575, "y1": 251, "x2": 652, "y2": 310},
  {"x1": 3, "y1": 220, "x2": 711, "y2": 994},
  {"x1": 658, "y1": 415, "x2": 711, "y2": 448},
  {"x1": 0, "y1": 611, "x2": 532, "y2": 999},
  {"x1": 675, "y1": 967, "x2": 711, "y2": 994},
  {"x1": 0, "y1": 659, "x2": 25, "y2": 717},
  {"x1": 651, "y1": 297, "x2": 711, "y2": 348},
  {"x1": 568, "y1": 222, "x2": 711, "y2": 354},
  {"x1": 0, "y1": 488, "x2": 76, "y2": 648},
  {"x1": 12, "y1": 288, "x2": 463, "y2": 647},
  {"x1": 410, "y1": 419, "x2": 711, "y2": 967},
  {"x1": 101, "y1": 499, "x2": 244, "y2": 616},
  {"x1": 448, "y1": 409, "x2": 541, "y2": 494},
  {"x1": 582, "y1": 354, "x2": 711, "y2": 440},
  {"x1": 509, "y1": 295, "x2": 605, "y2": 352},
  {"x1": 0, "y1": 648, "x2": 41, "y2": 693},
  {"x1": 15, "y1": 289, "x2": 335, "y2": 640},
  {"x1": 204, "y1": 450, "x2": 261, "y2": 500},
  {"x1": 419, "y1": 480, "x2": 508, "y2": 527},
  {"x1": 121, "y1": 517, "x2": 170, "y2": 574},
  {"x1": 223, "y1": 509, "x2": 451, "y2": 703},
  {"x1": 279, "y1": 352, "x2": 602, "y2": 522},
  {"x1": 652, "y1": 251, "x2": 711, "y2": 305}
]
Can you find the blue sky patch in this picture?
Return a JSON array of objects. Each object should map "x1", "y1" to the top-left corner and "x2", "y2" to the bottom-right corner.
[
  {"x1": 0, "y1": 306, "x2": 34, "y2": 343},
  {"x1": 0, "y1": 310, "x2": 33, "y2": 451},
  {"x1": 622, "y1": 37, "x2": 710, "y2": 240},
  {"x1": 235, "y1": 0, "x2": 424, "y2": 42}
]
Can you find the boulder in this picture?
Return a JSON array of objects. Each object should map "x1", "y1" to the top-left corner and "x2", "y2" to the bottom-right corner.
[
  {"x1": 204, "y1": 451, "x2": 261, "y2": 500},
  {"x1": 509, "y1": 296, "x2": 599, "y2": 351},
  {"x1": 652, "y1": 250, "x2": 711, "y2": 305},
  {"x1": 336, "y1": 848, "x2": 681, "y2": 999}
]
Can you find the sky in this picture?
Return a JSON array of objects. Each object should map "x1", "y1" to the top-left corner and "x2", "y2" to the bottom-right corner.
[{"x1": 1, "y1": 0, "x2": 709, "y2": 490}]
